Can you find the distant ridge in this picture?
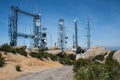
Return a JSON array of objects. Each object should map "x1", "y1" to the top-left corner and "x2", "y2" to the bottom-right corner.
[{"x1": 106, "y1": 46, "x2": 120, "y2": 50}]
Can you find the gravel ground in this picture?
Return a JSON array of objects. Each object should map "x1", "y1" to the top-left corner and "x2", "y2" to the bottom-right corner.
[{"x1": 14, "y1": 66, "x2": 74, "y2": 80}]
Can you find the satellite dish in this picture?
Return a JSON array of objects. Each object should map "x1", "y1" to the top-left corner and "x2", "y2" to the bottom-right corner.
[
  {"x1": 74, "y1": 17, "x2": 78, "y2": 22},
  {"x1": 38, "y1": 13, "x2": 41, "y2": 16},
  {"x1": 35, "y1": 20, "x2": 41, "y2": 26},
  {"x1": 60, "y1": 31, "x2": 63, "y2": 33},
  {"x1": 34, "y1": 35, "x2": 38, "y2": 38},
  {"x1": 44, "y1": 39, "x2": 47, "y2": 42},
  {"x1": 59, "y1": 21, "x2": 64, "y2": 26}
]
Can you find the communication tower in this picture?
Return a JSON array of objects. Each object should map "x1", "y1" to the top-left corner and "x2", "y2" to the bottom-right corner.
[
  {"x1": 9, "y1": 6, "x2": 46, "y2": 48},
  {"x1": 58, "y1": 19, "x2": 67, "y2": 51}
]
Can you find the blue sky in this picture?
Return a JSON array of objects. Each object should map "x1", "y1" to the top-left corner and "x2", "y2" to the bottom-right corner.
[{"x1": 0, "y1": 0, "x2": 120, "y2": 49}]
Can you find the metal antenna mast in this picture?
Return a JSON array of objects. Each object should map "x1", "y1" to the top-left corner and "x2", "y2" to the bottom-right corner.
[
  {"x1": 9, "y1": 6, "x2": 18, "y2": 46},
  {"x1": 58, "y1": 19, "x2": 67, "y2": 51},
  {"x1": 86, "y1": 17, "x2": 91, "y2": 49},
  {"x1": 74, "y1": 18, "x2": 78, "y2": 49},
  {"x1": 73, "y1": 34, "x2": 76, "y2": 48},
  {"x1": 50, "y1": 35, "x2": 52, "y2": 48}
]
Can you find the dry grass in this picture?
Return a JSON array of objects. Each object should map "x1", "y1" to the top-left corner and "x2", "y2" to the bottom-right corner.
[{"x1": 0, "y1": 51, "x2": 63, "y2": 80}]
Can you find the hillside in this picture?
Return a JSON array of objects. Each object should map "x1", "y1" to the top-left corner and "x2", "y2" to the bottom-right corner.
[{"x1": 0, "y1": 51, "x2": 63, "y2": 80}]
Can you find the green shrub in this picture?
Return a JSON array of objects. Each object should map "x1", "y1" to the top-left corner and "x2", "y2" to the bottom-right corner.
[
  {"x1": 105, "y1": 57, "x2": 119, "y2": 67},
  {"x1": 73, "y1": 58, "x2": 90, "y2": 72},
  {"x1": 42, "y1": 52, "x2": 49, "y2": 59},
  {"x1": 0, "y1": 43, "x2": 16, "y2": 54},
  {"x1": 30, "y1": 51, "x2": 55, "y2": 60},
  {"x1": 75, "y1": 64, "x2": 110, "y2": 80},
  {"x1": 0, "y1": 53, "x2": 5, "y2": 67},
  {"x1": 56, "y1": 52, "x2": 73, "y2": 65},
  {"x1": 74, "y1": 57, "x2": 120, "y2": 80},
  {"x1": 29, "y1": 52, "x2": 39, "y2": 58},
  {"x1": 105, "y1": 50, "x2": 119, "y2": 67},
  {"x1": 48, "y1": 54, "x2": 57, "y2": 61},
  {"x1": 104, "y1": 51, "x2": 120, "y2": 80},
  {"x1": 30, "y1": 51, "x2": 74, "y2": 65},
  {"x1": 16, "y1": 48, "x2": 27, "y2": 57},
  {"x1": 69, "y1": 54, "x2": 76, "y2": 60},
  {"x1": 108, "y1": 50, "x2": 116, "y2": 58},
  {"x1": 15, "y1": 65, "x2": 21, "y2": 71},
  {"x1": 30, "y1": 52, "x2": 44, "y2": 60},
  {"x1": 0, "y1": 43, "x2": 12, "y2": 52},
  {"x1": 93, "y1": 54, "x2": 104, "y2": 61},
  {"x1": 38, "y1": 51, "x2": 49, "y2": 60}
]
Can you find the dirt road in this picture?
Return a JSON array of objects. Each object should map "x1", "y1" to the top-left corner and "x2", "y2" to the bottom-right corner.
[{"x1": 14, "y1": 66, "x2": 74, "y2": 80}]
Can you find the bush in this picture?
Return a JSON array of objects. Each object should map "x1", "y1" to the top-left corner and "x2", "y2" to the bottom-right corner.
[
  {"x1": 30, "y1": 52, "x2": 39, "y2": 58},
  {"x1": 56, "y1": 52, "x2": 73, "y2": 65},
  {"x1": 30, "y1": 51, "x2": 75, "y2": 65},
  {"x1": 0, "y1": 43, "x2": 12, "y2": 52},
  {"x1": 73, "y1": 57, "x2": 120, "y2": 80},
  {"x1": 30, "y1": 51, "x2": 56, "y2": 61},
  {"x1": 0, "y1": 43, "x2": 28, "y2": 57},
  {"x1": 69, "y1": 54, "x2": 76, "y2": 60},
  {"x1": 47, "y1": 54, "x2": 57, "y2": 61},
  {"x1": 105, "y1": 50, "x2": 119, "y2": 66},
  {"x1": 16, "y1": 48, "x2": 27, "y2": 57},
  {"x1": 30, "y1": 52, "x2": 45, "y2": 60},
  {"x1": 30, "y1": 51, "x2": 74, "y2": 65},
  {"x1": 93, "y1": 54, "x2": 104, "y2": 61},
  {"x1": 0, "y1": 53, "x2": 5, "y2": 67},
  {"x1": 108, "y1": 50, "x2": 116, "y2": 58},
  {"x1": 0, "y1": 43, "x2": 16, "y2": 54},
  {"x1": 75, "y1": 64, "x2": 110, "y2": 80},
  {"x1": 73, "y1": 58, "x2": 90, "y2": 72},
  {"x1": 15, "y1": 65, "x2": 21, "y2": 71}
]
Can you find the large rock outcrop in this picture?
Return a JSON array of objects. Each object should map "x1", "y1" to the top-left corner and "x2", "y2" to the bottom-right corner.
[
  {"x1": 76, "y1": 46, "x2": 110, "y2": 60},
  {"x1": 113, "y1": 50, "x2": 120, "y2": 64}
]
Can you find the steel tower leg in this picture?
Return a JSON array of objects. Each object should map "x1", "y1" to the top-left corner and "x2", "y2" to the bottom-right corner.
[{"x1": 9, "y1": 6, "x2": 18, "y2": 46}]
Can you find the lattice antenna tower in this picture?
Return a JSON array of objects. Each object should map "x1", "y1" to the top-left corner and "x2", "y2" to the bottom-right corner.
[
  {"x1": 58, "y1": 19, "x2": 67, "y2": 51},
  {"x1": 9, "y1": 6, "x2": 42, "y2": 48}
]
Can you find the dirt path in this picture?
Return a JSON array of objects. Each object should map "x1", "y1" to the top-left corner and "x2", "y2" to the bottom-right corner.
[{"x1": 13, "y1": 66, "x2": 74, "y2": 80}]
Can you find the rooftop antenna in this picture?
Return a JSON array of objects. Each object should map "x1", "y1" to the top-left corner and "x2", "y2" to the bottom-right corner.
[{"x1": 86, "y1": 17, "x2": 91, "y2": 49}]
